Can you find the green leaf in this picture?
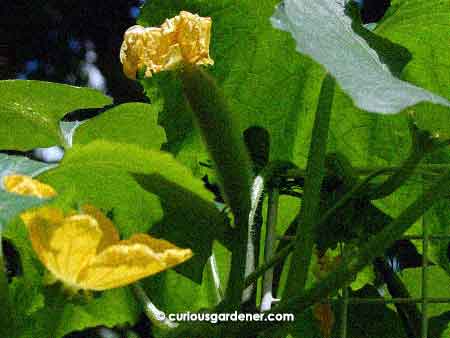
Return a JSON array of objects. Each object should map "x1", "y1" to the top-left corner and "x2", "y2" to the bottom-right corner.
[
  {"x1": 15, "y1": 287, "x2": 139, "y2": 338},
  {"x1": 0, "y1": 191, "x2": 47, "y2": 227},
  {"x1": 73, "y1": 103, "x2": 166, "y2": 150},
  {"x1": 375, "y1": 0, "x2": 450, "y2": 136},
  {"x1": 271, "y1": 0, "x2": 450, "y2": 114},
  {"x1": 144, "y1": 242, "x2": 231, "y2": 338},
  {"x1": 38, "y1": 142, "x2": 163, "y2": 238},
  {"x1": 0, "y1": 153, "x2": 56, "y2": 178},
  {"x1": 0, "y1": 80, "x2": 112, "y2": 151},
  {"x1": 350, "y1": 265, "x2": 375, "y2": 291},
  {"x1": 134, "y1": 172, "x2": 231, "y2": 282},
  {"x1": 52, "y1": 288, "x2": 140, "y2": 338},
  {"x1": 39, "y1": 141, "x2": 230, "y2": 281},
  {"x1": 401, "y1": 266, "x2": 450, "y2": 318}
]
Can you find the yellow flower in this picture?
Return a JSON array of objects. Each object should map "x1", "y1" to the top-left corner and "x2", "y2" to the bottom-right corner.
[
  {"x1": 3, "y1": 174, "x2": 57, "y2": 198},
  {"x1": 21, "y1": 205, "x2": 192, "y2": 291},
  {"x1": 120, "y1": 11, "x2": 214, "y2": 79}
]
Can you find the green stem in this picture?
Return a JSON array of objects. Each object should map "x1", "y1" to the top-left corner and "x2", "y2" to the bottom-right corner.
[
  {"x1": 245, "y1": 242, "x2": 294, "y2": 288},
  {"x1": 285, "y1": 164, "x2": 450, "y2": 179},
  {"x1": 364, "y1": 150, "x2": 424, "y2": 200},
  {"x1": 132, "y1": 283, "x2": 177, "y2": 329},
  {"x1": 283, "y1": 74, "x2": 335, "y2": 297},
  {"x1": 181, "y1": 66, "x2": 253, "y2": 310},
  {"x1": 353, "y1": 164, "x2": 450, "y2": 175},
  {"x1": 362, "y1": 123, "x2": 449, "y2": 200}
]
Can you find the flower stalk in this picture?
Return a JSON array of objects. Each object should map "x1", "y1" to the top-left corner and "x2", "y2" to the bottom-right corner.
[{"x1": 180, "y1": 66, "x2": 253, "y2": 310}]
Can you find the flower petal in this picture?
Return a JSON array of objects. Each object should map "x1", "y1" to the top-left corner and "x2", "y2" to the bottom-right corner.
[
  {"x1": 4, "y1": 174, "x2": 56, "y2": 198},
  {"x1": 78, "y1": 234, "x2": 192, "y2": 290},
  {"x1": 171, "y1": 11, "x2": 214, "y2": 66},
  {"x1": 22, "y1": 207, "x2": 103, "y2": 288},
  {"x1": 51, "y1": 214, "x2": 103, "y2": 285},
  {"x1": 120, "y1": 11, "x2": 213, "y2": 79},
  {"x1": 81, "y1": 205, "x2": 120, "y2": 251},
  {"x1": 21, "y1": 207, "x2": 65, "y2": 275}
]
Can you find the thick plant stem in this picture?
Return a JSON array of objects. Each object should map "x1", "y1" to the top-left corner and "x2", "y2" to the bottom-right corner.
[
  {"x1": 260, "y1": 187, "x2": 279, "y2": 311},
  {"x1": 163, "y1": 170, "x2": 450, "y2": 338},
  {"x1": 283, "y1": 74, "x2": 335, "y2": 297},
  {"x1": 181, "y1": 66, "x2": 253, "y2": 310}
]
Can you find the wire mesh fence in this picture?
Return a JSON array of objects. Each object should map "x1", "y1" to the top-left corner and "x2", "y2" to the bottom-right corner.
[{"x1": 339, "y1": 230, "x2": 450, "y2": 338}]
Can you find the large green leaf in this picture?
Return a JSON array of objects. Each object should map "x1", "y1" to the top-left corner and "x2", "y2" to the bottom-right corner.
[
  {"x1": 38, "y1": 142, "x2": 164, "y2": 238},
  {"x1": 39, "y1": 141, "x2": 230, "y2": 281},
  {"x1": 309, "y1": 0, "x2": 450, "y2": 275},
  {"x1": 73, "y1": 102, "x2": 166, "y2": 150},
  {"x1": 271, "y1": 0, "x2": 450, "y2": 114},
  {"x1": 0, "y1": 80, "x2": 112, "y2": 151},
  {"x1": 15, "y1": 287, "x2": 139, "y2": 338},
  {"x1": 375, "y1": 0, "x2": 450, "y2": 136}
]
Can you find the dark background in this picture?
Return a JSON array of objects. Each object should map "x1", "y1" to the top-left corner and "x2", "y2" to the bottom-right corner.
[{"x1": 1, "y1": 0, "x2": 390, "y2": 103}]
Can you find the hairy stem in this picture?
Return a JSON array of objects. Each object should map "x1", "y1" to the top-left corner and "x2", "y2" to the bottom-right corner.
[{"x1": 181, "y1": 66, "x2": 253, "y2": 310}]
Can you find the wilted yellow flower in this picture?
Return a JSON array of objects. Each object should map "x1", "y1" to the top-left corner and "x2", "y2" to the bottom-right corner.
[
  {"x1": 313, "y1": 302, "x2": 335, "y2": 338},
  {"x1": 21, "y1": 205, "x2": 192, "y2": 291},
  {"x1": 120, "y1": 11, "x2": 214, "y2": 79},
  {"x1": 312, "y1": 249, "x2": 339, "y2": 337},
  {"x1": 3, "y1": 174, "x2": 56, "y2": 198}
]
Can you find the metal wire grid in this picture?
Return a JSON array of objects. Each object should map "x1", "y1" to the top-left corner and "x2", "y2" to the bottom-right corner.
[{"x1": 339, "y1": 229, "x2": 450, "y2": 338}]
